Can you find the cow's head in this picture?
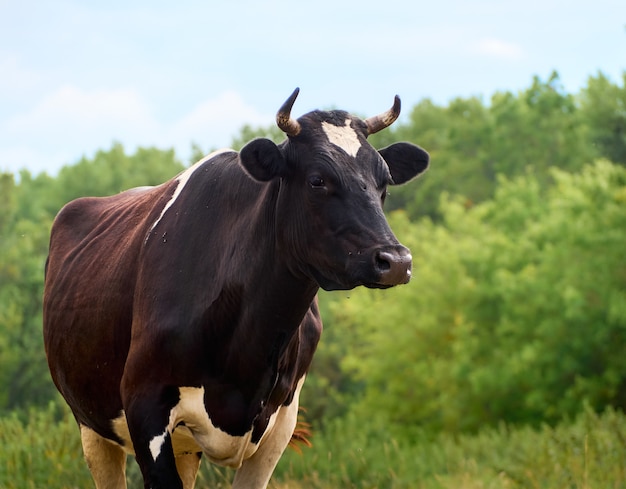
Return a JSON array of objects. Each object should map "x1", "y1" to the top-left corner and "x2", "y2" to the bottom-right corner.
[{"x1": 239, "y1": 88, "x2": 429, "y2": 291}]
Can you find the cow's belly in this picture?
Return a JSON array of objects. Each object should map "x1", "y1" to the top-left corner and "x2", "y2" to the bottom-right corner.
[{"x1": 111, "y1": 386, "x2": 279, "y2": 469}]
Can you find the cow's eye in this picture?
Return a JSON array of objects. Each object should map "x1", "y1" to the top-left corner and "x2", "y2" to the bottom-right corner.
[{"x1": 308, "y1": 175, "x2": 325, "y2": 188}]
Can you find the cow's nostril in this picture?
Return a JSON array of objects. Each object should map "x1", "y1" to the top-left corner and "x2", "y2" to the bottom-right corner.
[{"x1": 375, "y1": 251, "x2": 393, "y2": 272}]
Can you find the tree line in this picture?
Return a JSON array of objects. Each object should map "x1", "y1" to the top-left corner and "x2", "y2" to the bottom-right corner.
[{"x1": 0, "y1": 71, "x2": 624, "y2": 439}]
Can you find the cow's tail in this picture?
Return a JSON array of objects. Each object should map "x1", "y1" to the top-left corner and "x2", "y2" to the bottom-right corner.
[{"x1": 289, "y1": 407, "x2": 312, "y2": 454}]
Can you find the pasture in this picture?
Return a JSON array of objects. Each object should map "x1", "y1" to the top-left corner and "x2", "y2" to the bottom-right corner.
[{"x1": 2, "y1": 402, "x2": 625, "y2": 488}]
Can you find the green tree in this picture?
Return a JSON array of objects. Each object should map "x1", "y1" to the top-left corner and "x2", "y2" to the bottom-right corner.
[
  {"x1": 0, "y1": 173, "x2": 55, "y2": 410},
  {"x1": 54, "y1": 143, "x2": 184, "y2": 204},
  {"x1": 490, "y1": 72, "x2": 592, "y2": 178},
  {"x1": 380, "y1": 72, "x2": 595, "y2": 219},
  {"x1": 579, "y1": 71, "x2": 626, "y2": 165},
  {"x1": 330, "y1": 160, "x2": 626, "y2": 435},
  {"x1": 384, "y1": 96, "x2": 491, "y2": 218}
]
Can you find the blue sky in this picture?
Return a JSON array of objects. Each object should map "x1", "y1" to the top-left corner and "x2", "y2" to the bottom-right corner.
[{"x1": 1, "y1": 0, "x2": 624, "y2": 176}]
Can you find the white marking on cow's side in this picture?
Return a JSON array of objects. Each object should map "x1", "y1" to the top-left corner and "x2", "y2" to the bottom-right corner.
[
  {"x1": 149, "y1": 428, "x2": 168, "y2": 461},
  {"x1": 112, "y1": 386, "x2": 254, "y2": 468},
  {"x1": 110, "y1": 377, "x2": 307, "y2": 476},
  {"x1": 147, "y1": 148, "x2": 233, "y2": 237},
  {"x1": 171, "y1": 386, "x2": 256, "y2": 468},
  {"x1": 322, "y1": 118, "x2": 362, "y2": 157}
]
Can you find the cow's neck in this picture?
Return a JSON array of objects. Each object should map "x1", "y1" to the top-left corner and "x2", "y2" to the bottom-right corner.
[
  {"x1": 223, "y1": 182, "x2": 319, "y2": 369},
  {"x1": 193, "y1": 177, "x2": 319, "y2": 433},
  {"x1": 181, "y1": 172, "x2": 316, "y2": 367}
]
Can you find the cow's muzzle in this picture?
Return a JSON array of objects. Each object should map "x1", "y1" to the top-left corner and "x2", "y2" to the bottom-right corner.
[{"x1": 374, "y1": 246, "x2": 412, "y2": 286}]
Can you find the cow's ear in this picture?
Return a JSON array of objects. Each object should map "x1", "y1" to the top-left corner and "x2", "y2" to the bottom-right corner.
[
  {"x1": 239, "y1": 138, "x2": 287, "y2": 182},
  {"x1": 378, "y1": 142, "x2": 429, "y2": 185}
]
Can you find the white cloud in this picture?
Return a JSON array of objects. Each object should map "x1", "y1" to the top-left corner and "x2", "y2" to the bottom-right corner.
[
  {"x1": 0, "y1": 146, "x2": 70, "y2": 176},
  {"x1": 0, "y1": 86, "x2": 272, "y2": 175},
  {"x1": 471, "y1": 38, "x2": 526, "y2": 60},
  {"x1": 167, "y1": 90, "x2": 273, "y2": 155},
  {"x1": 6, "y1": 86, "x2": 158, "y2": 142}
]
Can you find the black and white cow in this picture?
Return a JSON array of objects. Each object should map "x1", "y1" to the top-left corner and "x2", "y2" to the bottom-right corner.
[{"x1": 43, "y1": 88, "x2": 429, "y2": 489}]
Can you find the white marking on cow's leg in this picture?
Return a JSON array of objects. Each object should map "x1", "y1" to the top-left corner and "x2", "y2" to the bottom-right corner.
[
  {"x1": 80, "y1": 424, "x2": 127, "y2": 489},
  {"x1": 231, "y1": 376, "x2": 306, "y2": 489},
  {"x1": 175, "y1": 452, "x2": 202, "y2": 489},
  {"x1": 147, "y1": 148, "x2": 233, "y2": 236},
  {"x1": 322, "y1": 118, "x2": 362, "y2": 157},
  {"x1": 149, "y1": 428, "x2": 169, "y2": 461}
]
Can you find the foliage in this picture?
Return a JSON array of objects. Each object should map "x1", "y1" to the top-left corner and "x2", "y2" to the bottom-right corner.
[
  {"x1": 0, "y1": 402, "x2": 89, "y2": 489},
  {"x1": 277, "y1": 405, "x2": 626, "y2": 489},
  {"x1": 54, "y1": 143, "x2": 184, "y2": 203},
  {"x1": 327, "y1": 160, "x2": 626, "y2": 434},
  {"x1": 0, "y1": 173, "x2": 56, "y2": 410},
  {"x1": 2, "y1": 402, "x2": 625, "y2": 489},
  {"x1": 579, "y1": 71, "x2": 626, "y2": 165},
  {"x1": 383, "y1": 71, "x2": 602, "y2": 218}
]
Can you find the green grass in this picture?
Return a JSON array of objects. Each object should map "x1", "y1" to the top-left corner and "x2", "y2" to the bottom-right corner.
[
  {"x1": 275, "y1": 407, "x2": 626, "y2": 488},
  {"x1": 2, "y1": 404, "x2": 625, "y2": 488}
]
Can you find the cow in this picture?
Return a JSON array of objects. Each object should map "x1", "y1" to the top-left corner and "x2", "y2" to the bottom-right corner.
[{"x1": 43, "y1": 88, "x2": 429, "y2": 489}]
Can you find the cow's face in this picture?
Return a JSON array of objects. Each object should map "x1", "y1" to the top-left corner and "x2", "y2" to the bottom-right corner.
[{"x1": 239, "y1": 89, "x2": 429, "y2": 291}]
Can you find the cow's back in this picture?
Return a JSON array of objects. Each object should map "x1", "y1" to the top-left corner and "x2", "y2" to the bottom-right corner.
[{"x1": 43, "y1": 183, "x2": 175, "y2": 439}]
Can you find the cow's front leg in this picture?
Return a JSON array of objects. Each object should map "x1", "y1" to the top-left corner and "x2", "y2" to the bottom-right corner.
[
  {"x1": 232, "y1": 377, "x2": 304, "y2": 489},
  {"x1": 124, "y1": 391, "x2": 183, "y2": 489}
]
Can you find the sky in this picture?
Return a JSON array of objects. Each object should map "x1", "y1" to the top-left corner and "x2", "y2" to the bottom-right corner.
[{"x1": 1, "y1": 0, "x2": 624, "y2": 176}]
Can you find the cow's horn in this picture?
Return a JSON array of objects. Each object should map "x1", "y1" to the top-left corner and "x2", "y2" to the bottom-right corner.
[
  {"x1": 276, "y1": 87, "x2": 302, "y2": 137},
  {"x1": 365, "y1": 95, "x2": 401, "y2": 135}
]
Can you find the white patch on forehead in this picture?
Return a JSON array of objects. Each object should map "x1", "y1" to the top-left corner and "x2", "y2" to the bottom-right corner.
[
  {"x1": 147, "y1": 148, "x2": 232, "y2": 237},
  {"x1": 322, "y1": 118, "x2": 362, "y2": 157}
]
